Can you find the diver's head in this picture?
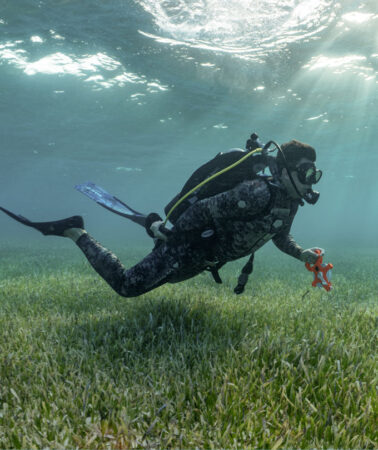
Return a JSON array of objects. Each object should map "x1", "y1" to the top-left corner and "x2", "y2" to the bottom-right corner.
[{"x1": 276, "y1": 140, "x2": 322, "y2": 204}]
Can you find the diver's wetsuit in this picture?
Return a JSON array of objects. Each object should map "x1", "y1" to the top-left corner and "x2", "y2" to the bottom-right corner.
[{"x1": 76, "y1": 178, "x2": 304, "y2": 297}]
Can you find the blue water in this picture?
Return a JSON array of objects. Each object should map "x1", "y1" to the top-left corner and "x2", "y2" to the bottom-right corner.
[{"x1": 0, "y1": 0, "x2": 377, "y2": 250}]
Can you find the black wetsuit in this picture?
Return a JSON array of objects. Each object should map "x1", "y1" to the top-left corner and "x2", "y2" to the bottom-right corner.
[{"x1": 76, "y1": 178, "x2": 304, "y2": 297}]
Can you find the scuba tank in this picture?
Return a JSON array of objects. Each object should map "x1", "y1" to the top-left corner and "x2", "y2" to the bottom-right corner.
[{"x1": 164, "y1": 133, "x2": 273, "y2": 225}]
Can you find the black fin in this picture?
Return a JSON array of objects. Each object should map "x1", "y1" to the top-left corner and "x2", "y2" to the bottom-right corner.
[{"x1": 0, "y1": 206, "x2": 84, "y2": 236}]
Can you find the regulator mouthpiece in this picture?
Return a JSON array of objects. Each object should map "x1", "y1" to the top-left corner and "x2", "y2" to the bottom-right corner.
[{"x1": 303, "y1": 189, "x2": 320, "y2": 205}]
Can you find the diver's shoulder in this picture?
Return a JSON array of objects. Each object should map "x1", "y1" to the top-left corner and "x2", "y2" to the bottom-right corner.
[
  {"x1": 238, "y1": 177, "x2": 272, "y2": 202},
  {"x1": 242, "y1": 176, "x2": 271, "y2": 191}
]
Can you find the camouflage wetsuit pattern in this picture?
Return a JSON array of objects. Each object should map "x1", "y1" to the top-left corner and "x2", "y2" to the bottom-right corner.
[{"x1": 76, "y1": 178, "x2": 304, "y2": 297}]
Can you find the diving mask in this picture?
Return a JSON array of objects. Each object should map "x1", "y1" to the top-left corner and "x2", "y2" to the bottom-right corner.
[{"x1": 296, "y1": 162, "x2": 322, "y2": 185}]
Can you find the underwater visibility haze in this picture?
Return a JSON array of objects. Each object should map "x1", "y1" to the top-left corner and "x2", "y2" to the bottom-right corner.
[
  {"x1": 0, "y1": 1, "x2": 378, "y2": 448},
  {"x1": 0, "y1": 0, "x2": 377, "y2": 248}
]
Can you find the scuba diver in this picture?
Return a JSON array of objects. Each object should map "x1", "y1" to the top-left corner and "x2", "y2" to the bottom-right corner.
[{"x1": 0, "y1": 135, "x2": 324, "y2": 297}]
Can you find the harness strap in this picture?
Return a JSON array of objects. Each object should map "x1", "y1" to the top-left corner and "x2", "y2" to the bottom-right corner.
[
  {"x1": 234, "y1": 253, "x2": 255, "y2": 294},
  {"x1": 208, "y1": 266, "x2": 223, "y2": 284}
]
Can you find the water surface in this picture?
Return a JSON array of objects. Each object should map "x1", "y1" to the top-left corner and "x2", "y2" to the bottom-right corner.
[{"x1": 0, "y1": 0, "x2": 377, "y2": 250}]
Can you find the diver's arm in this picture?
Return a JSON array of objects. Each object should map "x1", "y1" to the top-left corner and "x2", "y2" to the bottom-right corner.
[
  {"x1": 272, "y1": 231, "x2": 303, "y2": 260},
  {"x1": 174, "y1": 179, "x2": 271, "y2": 232}
]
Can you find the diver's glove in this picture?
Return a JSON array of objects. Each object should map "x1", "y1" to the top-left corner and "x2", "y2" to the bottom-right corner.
[
  {"x1": 145, "y1": 212, "x2": 172, "y2": 242},
  {"x1": 300, "y1": 247, "x2": 324, "y2": 264}
]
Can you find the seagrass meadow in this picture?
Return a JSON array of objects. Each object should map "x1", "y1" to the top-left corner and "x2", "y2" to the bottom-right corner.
[
  {"x1": 1, "y1": 1, "x2": 378, "y2": 448},
  {"x1": 0, "y1": 244, "x2": 376, "y2": 449}
]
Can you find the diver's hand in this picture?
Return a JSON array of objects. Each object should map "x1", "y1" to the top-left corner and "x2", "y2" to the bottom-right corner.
[
  {"x1": 145, "y1": 213, "x2": 165, "y2": 240},
  {"x1": 150, "y1": 220, "x2": 169, "y2": 241},
  {"x1": 145, "y1": 212, "x2": 172, "y2": 242},
  {"x1": 300, "y1": 247, "x2": 324, "y2": 264}
]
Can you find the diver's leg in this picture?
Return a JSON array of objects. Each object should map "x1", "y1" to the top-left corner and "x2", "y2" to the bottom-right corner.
[
  {"x1": 0, "y1": 204, "x2": 202, "y2": 296},
  {"x1": 68, "y1": 231, "x2": 176, "y2": 297},
  {"x1": 0, "y1": 208, "x2": 178, "y2": 296}
]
